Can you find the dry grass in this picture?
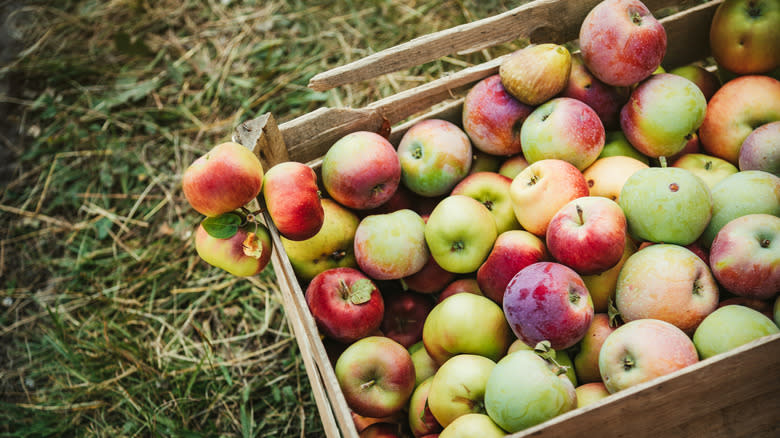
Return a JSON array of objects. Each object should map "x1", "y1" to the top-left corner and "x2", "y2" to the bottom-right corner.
[{"x1": 0, "y1": 0, "x2": 529, "y2": 435}]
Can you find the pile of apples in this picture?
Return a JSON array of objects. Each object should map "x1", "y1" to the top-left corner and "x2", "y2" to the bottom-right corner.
[{"x1": 181, "y1": 0, "x2": 780, "y2": 436}]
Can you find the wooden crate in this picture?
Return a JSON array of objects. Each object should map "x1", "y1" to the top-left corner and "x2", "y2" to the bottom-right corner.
[{"x1": 233, "y1": 1, "x2": 780, "y2": 436}]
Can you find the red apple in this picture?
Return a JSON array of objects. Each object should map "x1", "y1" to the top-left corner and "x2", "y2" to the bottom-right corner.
[
  {"x1": 710, "y1": 213, "x2": 780, "y2": 300},
  {"x1": 462, "y1": 74, "x2": 534, "y2": 156},
  {"x1": 403, "y1": 255, "x2": 456, "y2": 295},
  {"x1": 335, "y1": 336, "x2": 416, "y2": 418},
  {"x1": 408, "y1": 377, "x2": 443, "y2": 437},
  {"x1": 546, "y1": 196, "x2": 627, "y2": 275},
  {"x1": 305, "y1": 267, "x2": 385, "y2": 344},
  {"x1": 380, "y1": 289, "x2": 436, "y2": 349},
  {"x1": 572, "y1": 313, "x2": 618, "y2": 384},
  {"x1": 262, "y1": 161, "x2": 324, "y2": 241},
  {"x1": 477, "y1": 230, "x2": 548, "y2": 305},
  {"x1": 739, "y1": 121, "x2": 780, "y2": 175},
  {"x1": 562, "y1": 52, "x2": 629, "y2": 130},
  {"x1": 699, "y1": 75, "x2": 780, "y2": 165},
  {"x1": 322, "y1": 131, "x2": 402, "y2": 210},
  {"x1": 503, "y1": 261, "x2": 594, "y2": 350},
  {"x1": 183, "y1": 141, "x2": 264, "y2": 217},
  {"x1": 437, "y1": 278, "x2": 483, "y2": 303},
  {"x1": 358, "y1": 422, "x2": 404, "y2": 438},
  {"x1": 579, "y1": 0, "x2": 667, "y2": 87},
  {"x1": 194, "y1": 216, "x2": 272, "y2": 277}
]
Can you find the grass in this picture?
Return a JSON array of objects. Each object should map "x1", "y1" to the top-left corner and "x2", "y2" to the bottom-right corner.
[{"x1": 0, "y1": 0, "x2": 530, "y2": 436}]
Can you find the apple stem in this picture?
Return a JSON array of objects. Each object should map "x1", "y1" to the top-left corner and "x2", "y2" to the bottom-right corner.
[
  {"x1": 360, "y1": 379, "x2": 376, "y2": 391},
  {"x1": 338, "y1": 279, "x2": 351, "y2": 300},
  {"x1": 576, "y1": 205, "x2": 584, "y2": 225},
  {"x1": 659, "y1": 156, "x2": 667, "y2": 168}
]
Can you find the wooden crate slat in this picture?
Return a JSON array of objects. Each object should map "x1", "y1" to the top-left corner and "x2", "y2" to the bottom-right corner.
[
  {"x1": 659, "y1": 0, "x2": 722, "y2": 69},
  {"x1": 307, "y1": 0, "x2": 706, "y2": 92}
]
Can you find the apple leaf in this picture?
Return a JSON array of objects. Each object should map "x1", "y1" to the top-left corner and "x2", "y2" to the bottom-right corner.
[
  {"x1": 349, "y1": 279, "x2": 375, "y2": 305},
  {"x1": 202, "y1": 213, "x2": 242, "y2": 239}
]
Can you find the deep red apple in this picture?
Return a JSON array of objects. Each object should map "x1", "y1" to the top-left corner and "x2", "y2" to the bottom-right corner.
[
  {"x1": 476, "y1": 230, "x2": 548, "y2": 305},
  {"x1": 380, "y1": 289, "x2": 436, "y2": 349}
]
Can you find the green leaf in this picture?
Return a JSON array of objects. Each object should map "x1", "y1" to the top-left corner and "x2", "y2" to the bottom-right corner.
[
  {"x1": 202, "y1": 213, "x2": 241, "y2": 239},
  {"x1": 349, "y1": 278, "x2": 375, "y2": 305}
]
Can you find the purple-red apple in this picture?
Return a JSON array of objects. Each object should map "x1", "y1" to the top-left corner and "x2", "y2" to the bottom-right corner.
[
  {"x1": 306, "y1": 267, "x2": 385, "y2": 344},
  {"x1": 710, "y1": 213, "x2": 780, "y2": 300},
  {"x1": 499, "y1": 43, "x2": 572, "y2": 106},
  {"x1": 699, "y1": 75, "x2": 780, "y2": 165},
  {"x1": 451, "y1": 171, "x2": 521, "y2": 234},
  {"x1": 322, "y1": 131, "x2": 401, "y2": 210},
  {"x1": 183, "y1": 141, "x2": 264, "y2": 217},
  {"x1": 503, "y1": 261, "x2": 594, "y2": 350},
  {"x1": 598, "y1": 318, "x2": 698, "y2": 393},
  {"x1": 380, "y1": 289, "x2": 435, "y2": 349},
  {"x1": 462, "y1": 74, "x2": 534, "y2": 156},
  {"x1": 422, "y1": 292, "x2": 513, "y2": 365},
  {"x1": 521, "y1": 97, "x2": 606, "y2": 171},
  {"x1": 194, "y1": 215, "x2": 272, "y2": 277},
  {"x1": 403, "y1": 255, "x2": 456, "y2": 295},
  {"x1": 335, "y1": 336, "x2": 416, "y2": 418},
  {"x1": 739, "y1": 121, "x2": 780, "y2": 175},
  {"x1": 509, "y1": 159, "x2": 590, "y2": 236},
  {"x1": 562, "y1": 52, "x2": 629, "y2": 130},
  {"x1": 397, "y1": 119, "x2": 473, "y2": 197},
  {"x1": 262, "y1": 161, "x2": 323, "y2": 240},
  {"x1": 620, "y1": 73, "x2": 707, "y2": 159},
  {"x1": 546, "y1": 196, "x2": 627, "y2": 275},
  {"x1": 579, "y1": 0, "x2": 667, "y2": 87},
  {"x1": 616, "y1": 244, "x2": 719, "y2": 334},
  {"x1": 476, "y1": 230, "x2": 548, "y2": 305}
]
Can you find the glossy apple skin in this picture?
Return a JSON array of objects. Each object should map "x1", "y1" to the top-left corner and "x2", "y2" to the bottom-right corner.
[
  {"x1": 484, "y1": 350, "x2": 576, "y2": 433},
  {"x1": 422, "y1": 292, "x2": 513, "y2": 365},
  {"x1": 710, "y1": 214, "x2": 780, "y2": 299},
  {"x1": 598, "y1": 319, "x2": 699, "y2": 394},
  {"x1": 619, "y1": 167, "x2": 712, "y2": 246},
  {"x1": 739, "y1": 121, "x2": 780, "y2": 175},
  {"x1": 451, "y1": 171, "x2": 521, "y2": 234},
  {"x1": 437, "y1": 278, "x2": 483, "y2": 303},
  {"x1": 503, "y1": 262, "x2": 594, "y2": 350},
  {"x1": 509, "y1": 159, "x2": 590, "y2": 237},
  {"x1": 562, "y1": 52, "x2": 629, "y2": 130},
  {"x1": 322, "y1": 131, "x2": 402, "y2": 210},
  {"x1": 358, "y1": 422, "x2": 403, "y2": 438},
  {"x1": 262, "y1": 161, "x2": 324, "y2": 241},
  {"x1": 306, "y1": 267, "x2": 385, "y2": 343},
  {"x1": 183, "y1": 141, "x2": 264, "y2": 217},
  {"x1": 671, "y1": 153, "x2": 739, "y2": 190},
  {"x1": 499, "y1": 43, "x2": 572, "y2": 106},
  {"x1": 573, "y1": 313, "x2": 618, "y2": 384},
  {"x1": 335, "y1": 336, "x2": 416, "y2": 418},
  {"x1": 462, "y1": 74, "x2": 534, "y2": 156},
  {"x1": 409, "y1": 341, "x2": 439, "y2": 387},
  {"x1": 403, "y1": 255, "x2": 456, "y2": 295},
  {"x1": 616, "y1": 244, "x2": 719, "y2": 334},
  {"x1": 439, "y1": 413, "x2": 506, "y2": 438},
  {"x1": 583, "y1": 155, "x2": 649, "y2": 203},
  {"x1": 424, "y1": 195, "x2": 498, "y2": 274},
  {"x1": 668, "y1": 64, "x2": 721, "y2": 101},
  {"x1": 282, "y1": 198, "x2": 359, "y2": 283},
  {"x1": 521, "y1": 97, "x2": 606, "y2": 171},
  {"x1": 379, "y1": 289, "x2": 435, "y2": 349},
  {"x1": 408, "y1": 377, "x2": 443, "y2": 437},
  {"x1": 699, "y1": 75, "x2": 780, "y2": 165},
  {"x1": 397, "y1": 119, "x2": 473, "y2": 197},
  {"x1": 546, "y1": 196, "x2": 627, "y2": 275},
  {"x1": 575, "y1": 382, "x2": 611, "y2": 408},
  {"x1": 498, "y1": 154, "x2": 530, "y2": 179},
  {"x1": 579, "y1": 0, "x2": 667, "y2": 87},
  {"x1": 581, "y1": 236, "x2": 638, "y2": 313},
  {"x1": 620, "y1": 73, "x2": 707, "y2": 159},
  {"x1": 477, "y1": 230, "x2": 548, "y2": 305},
  {"x1": 700, "y1": 170, "x2": 780, "y2": 248},
  {"x1": 709, "y1": 0, "x2": 780, "y2": 75},
  {"x1": 194, "y1": 221, "x2": 272, "y2": 277},
  {"x1": 427, "y1": 354, "x2": 496, "y2": 428},
  {"x1": 355, "y1": 209, "x2": 429, "y2": 280},
  {"x1": 693, "y1": 305, "x2": 780, "y2": 360}
]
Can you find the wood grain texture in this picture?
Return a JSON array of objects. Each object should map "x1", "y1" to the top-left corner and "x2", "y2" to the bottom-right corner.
[
  {"x1": 509, "y1": 333, "x2": 780, "y2": 437},
  {"x1": 307, "y1": 0, "x2": 704, "y2": 91}
]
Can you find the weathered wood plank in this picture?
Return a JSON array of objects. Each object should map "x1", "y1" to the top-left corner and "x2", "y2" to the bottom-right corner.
[{"x1": 307, "y1": 0, "x2": 705, "y2": 91}]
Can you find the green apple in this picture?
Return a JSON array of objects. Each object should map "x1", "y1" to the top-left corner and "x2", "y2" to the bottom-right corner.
[
  {"x1": 506, "y1": 339, "x2": 577, "y2": 388},
  {"x1": 409, "y1": 341, "x2": 438, "y2": 387},
  {"x1": 281, "y1": 198, "x2": 359, "y2": 282},
  {"x1": 668, "y1": 64, "x2": 721, "y2": 101},
  {"x1": 424, "y1": 195, "x2": 497, "y2": 274},
  {"x1": 709, "y1": 0, "x2": 780, "y2": 75},
  {"x1": 354, "y1": 209, "x2": 429, "y2": 280},
  {"x1": 671, "y1": 153, "x2": 739, "y2": 190},
  {"x1": 427, "y1": 354, "x2": 496, "y2": 428},
  {"x1": 774, "y1": 296, "x2": 780, "y2": 326},
  {"x1": 693, "y1": 305, "x2": 780, "y2": 359},
  {"x1": 194, "y1": 216, "x2": 273, "y2": 277},
  {"x1": 700, "y1": 170, "x2": 780, "y2": 247},
  {"x1": 451, "y1": 171, "x2": 521, "y2": 234},
  {"x1": 619, "y1": 167, "x2": 712, "y2": 245},
  {"x1": 484, "y1": 350, "x2": 576, "y2": 433},
  {"x1": 598, "y1": 130, "x2": 650, "y2": 165}
]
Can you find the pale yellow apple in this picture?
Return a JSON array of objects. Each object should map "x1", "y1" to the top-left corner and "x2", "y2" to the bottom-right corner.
[{"x1": 582, "y1": 155, "x2": 649, "y2": 202}]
